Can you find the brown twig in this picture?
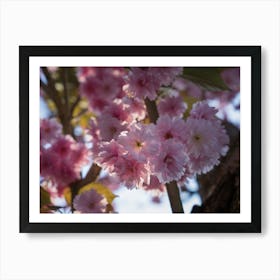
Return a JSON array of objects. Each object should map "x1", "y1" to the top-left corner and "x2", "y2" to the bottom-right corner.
[
  {"x1": 165, "y1": 181, "x2": 185, "y2": 213},
  {"x1": 144, "y1": 98, "x2": 159, "y2": 123},
  {"x1": 70, "y1": 164, "x2": 101, "y2": 212},
  {"x1": 61, "y1": 68, "x2": 72, "y2": 135},
  {"x1": 41, "y1": 67, "x2": 64, "y2": 110}
]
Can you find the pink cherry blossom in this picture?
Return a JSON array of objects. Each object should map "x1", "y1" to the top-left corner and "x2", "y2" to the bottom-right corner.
[
  {"x1": 117, "y1": 123, "x2": 152, "y2": 161},
  {"x1": 73, "y1": 189, "x2": 106, "y2": 213},
  {"x1": 80, "y1": 76, "x2": 96, "y2": 96},
  {"x1": 88, "y1": 118, "x2": 102, "y2": 157},
  {"x1": 88, "y1": 118, "x2": 100, "y2": 142},
  {"x1": 189, "y1": 154, "x2": 221, "y2": 175},
  {"x1": 152, "y1": 115, "x2": 187, "y2": 143},
  {"x1": 122, "y1": 96, "x2": 146, "y2": 121},
  {"x1": 149, "y1": 67, "x2": 183, "y2": 86},
  {"x1": 152, "y1": 139, "x2": 188, "y2": 184},
  {"x1": 94, "y1": 69, "x2": 124, "y2": 98},
  {"x1": 177, "y1": 165, "x2": 193, "y2": 187},
  {"x1": 69, "y1": 142, "x2": 91, "y2": 169},
  {"x1": 88, "y1": 96, "x2": 110, "y2": 113},
  {"x1": 97, "y1": 115, "x2": 127, "y2": 141},
  {"x1": 76, "y1": 67, "x2": 97, "y2": 82},
  {"x1": 114, "y1": 155, "x2": 150, "y2": 189},
  {"x1": 97, "y1": 175, "x2": 121, "y2": 191},
  {"x1": 184, "y1": 118, "x2": 229, "y2": 174},
  {"x1": 51, "y1": 135, "x2": 74, "y2": 157},
  {"x1": 189, "y1": 101, "x2": 218, "y2": 121},
  {"x1": 95, "y1": 140, "x2": 126, "y2": 173},
  {"x1": 55, "y1": 159, "x2": 80, "y2": 185},
  {"x1": 40, "y1": 135, "x2": 90, "y2": 186},
  {"x1": 173, "y1": 77, "x2": 203, "y2": 99},
  {"x1": 103, "y1": 100, "x2": 130, "y2": 123},
  {"x1": 212, "y1": 121, "x2": 230, "y2": 156},
  {"x1": 40, "y1": 118, "x2": 62, "y2": 145},
  {"x1": 185, "y1": 118, "x2": 217, "y2": 157},
  {"x1": 124, "y1": 67, "x2": 183, "y2": 101},
  {"x1": 79, "y1": 67, "x2": 125, "y2": 113},
  {"x1": 143, "y1": 175, "x2": 165, "y2": 192},
  {"x1": 40, "y1": 149, "x2": 57, "y2": 179},
  {"x1": 124, "y1": 67, "x2": 160, "y2": 100},
  {"x1": 40, "y1": 149, "x2": 78, "y2": 186},
  {"x1": 158, "y1": 95, "x2": 187, "y2": 117}
]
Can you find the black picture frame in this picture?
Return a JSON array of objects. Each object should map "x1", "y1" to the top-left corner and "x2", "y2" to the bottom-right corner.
[{"x1": 19, "y1": 46, "x2": 261, "y2": 233}]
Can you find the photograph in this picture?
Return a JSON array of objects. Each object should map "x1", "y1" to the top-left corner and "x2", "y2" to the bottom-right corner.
[{"x1": 39, "y1": 66, "x2": 240, "y2": 215}]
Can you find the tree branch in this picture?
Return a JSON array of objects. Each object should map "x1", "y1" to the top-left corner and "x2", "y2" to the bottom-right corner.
[
  {"x1": 40, "y1": 80, "x2": 63, "y2": 112},
  {"x1": 41, "y1": 67, "x2": 75, "y2": 136},
  {"x1": 144, "y1": 98, "x2": 184, "y2": 213},
  {"x1": 61, "y1": 68, "x2": 72, "y2": 135},
  {"x1": 70, "y1": 163, "x2": 101, "y2": 212},
  {"x1": 62, "y1": 68, "x2": 70, "y2": 112},
  {"x1": 40, "y1": 67, "x2": 67, "y2": 131},
  {"x1": 144, "y1": 98, "x2": 159, "y2": 123},
  {"x1": 166, "y1": 181, "x2": 185, "y2": 213}
]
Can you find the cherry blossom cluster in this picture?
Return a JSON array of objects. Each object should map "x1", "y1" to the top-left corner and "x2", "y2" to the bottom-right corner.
[
  {"x1": 89, "y1": 103, "x2": 229, "y2": 191},
  {"x1": 124, "y1": 67, "x2": 183, "y2": 100},
  {"x1": 78, "y1": 67, "x2": 126, "y2": 113},
  {"x1": 40, "y1": 118, "x2": 90, "y2": 189},
  {"x1": 76, "y1": 67, "x2": 230, "y2": 192}
]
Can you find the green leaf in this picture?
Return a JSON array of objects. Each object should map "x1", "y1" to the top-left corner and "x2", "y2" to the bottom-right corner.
[
  {"x1": 40, "y1": 187, "x2": 51, "y2": 207},
  {"x1": 181, "y1": 95, "x2": 199, "y2": 119},
  {"x1": 182, "y1": 67, "x2": 230, "y2": 92},
  {"x1": 63, "y1": 187, "x2": 72, "y2": 205},
  {"x1": 79, "y1": 182, "x2": 118, "y2": 204},
  {"x1": 45, "y1": 99, "x2": 57, "y2": 114}
]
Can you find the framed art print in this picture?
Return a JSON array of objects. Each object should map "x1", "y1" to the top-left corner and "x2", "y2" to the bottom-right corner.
[{"x1": 19, "y1": 46, "x2": 261, "y2": 233}]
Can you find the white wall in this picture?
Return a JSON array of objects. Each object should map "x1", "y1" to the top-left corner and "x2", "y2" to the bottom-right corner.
[{"x1": 0, "y1": 0, "x2": 279, "y2": 279}]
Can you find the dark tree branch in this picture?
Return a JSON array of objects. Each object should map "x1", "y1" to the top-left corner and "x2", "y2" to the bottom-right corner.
[
  {"x1": 166, "y1": 181, "x2": 184, "y2": 213},
  {"x1": 40, "y1": 79, "x2": 63, "y2": 112},
  {"x1": 41, "y1": 67, "x2": 67, "y2": 132},
  {"x1": 41, "y1": 67, "x2": 75, "y2": 136},
  {"x1": 70, "y1": 163, "x2": 102, "y2": 212},
  {"x1": 62, "y1": 68, "x2": 70, "y2": 112},
  {"x1": 61, "y1": 68, "x2": 72, "y2": 135},
  {"x1": 144, "y1": 98, "x2": 159, "y2": 123}
]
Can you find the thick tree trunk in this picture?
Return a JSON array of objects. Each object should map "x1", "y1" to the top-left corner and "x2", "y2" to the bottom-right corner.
[{"x1": 192, "y1": 124, "x2": 240, "y2": 213}]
